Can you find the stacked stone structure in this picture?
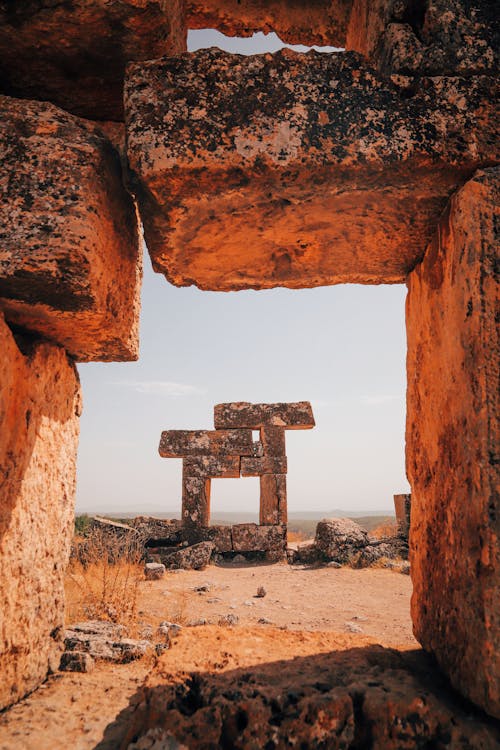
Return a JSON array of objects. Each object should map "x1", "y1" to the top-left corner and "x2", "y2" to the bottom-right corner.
[
  {"x1": 0, "y1": 0, "x2": 497, "y2": 722},
  {"x1": 159, "y1": 402, "x2": 314, "y2": 528}
]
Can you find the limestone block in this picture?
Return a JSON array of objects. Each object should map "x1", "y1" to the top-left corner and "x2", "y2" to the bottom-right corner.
[
  {"x1": 125, "y1": 49, "x2": 498, "y2": 291},
  {"x1": 0, "y1": 314, "x2": 81, "y2": 710},
  {"x1": 346, "y1": 0, "x2": 498, "y2": 76},
  {"x1": 406, "y1": 167, "x2": 499, "y2": 718},
  {"x1": 260, "y1": 426, "x2": 287, "y2": 457},
  {"x1": 130, "y1": 517, "x2": 183, "y2": 545},
  {"x1": 241, "y1": 457, "x2": 287, "y2": 476},
  {"x1": 0, "y1": 0, "x2": 186, "y2": 121},
  {"x1": 159, "y1": 429, "x2": 253, "y2": 458},
  {"x1": 182, "y1": 475, "x2": 211, "y2": 528},
  {"x1": 0, "y1": 96, "x2": 141, "y2": 362},
  {"x1": 214, "y1": 401, "x2": 315, "y2": 429},
  {"x1": 315, "y1": 519, "x2": 369, "y2": 563},
  {"x1": 183, "y1": 456, "x2": 241, "y2": 478},
  {"x1": 185, "y1": 525, "x2": 233, "y2": 553},
  {"x1": 163, "y1": 541, "x2": 214, "y2": 570},
  {"x1": 232, "y1": 524, "x2": 287, "y2": 552},
  {"x1": 187, "y1": 0, "x2": 352, "y2": 47},
  {"x1": 260, "y1": 474, "x2": 288, "y2": 525}
]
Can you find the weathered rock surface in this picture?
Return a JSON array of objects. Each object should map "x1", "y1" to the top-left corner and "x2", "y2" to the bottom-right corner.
[
  {"x1": 406, "y1": 167, "x2": 499, "y2": 718},
  {"x1": 315, "y1": 518, "x2": 369, "y2": 563},
  {"x1": 181, "y1": 474, "x2": 212, "y2": 528},
  {"x1": 240, "y1": 456, "x2": 287, "y2": 476},
  {"x1": 163, "y1": 542, "x2": 214, "y2": 570},
  {"x1": 159, "y1": 429, "x2": 254, "y2": 457},
  {"x1": 114, "y1": 626, "x2": 500, "y2": 749},
  {"x1": 0, "y1": 96, "x2": 141, "y2": 361},
  {"x1": 393, "y1": 493, "x2": 411, "y2": 538},
  {"x1": 346, "y1": 0, "x2": 498, "y2": 76},
  {"x1": 130, "y1": 517, "x2": 183, "y2": 546},
  {"x1": 0, "y1": 314, "x2": 81, "y2": 710},
  {"x1": 185, "y1": 525, "x2": 233, "y2": 553},
  {"x1": 125, "y1": 49, "x2": 497, "y2": 291},
  {"x1": 64, "y1": 621, "x2": 152, "y2": 663},
  {"x1": 259, "y1": 473, "x2": 287, "y2": 525},
  {"x1": 144, "y1": 563, "x2": 166, "y2": 580},
  {"x1": 59, "y1": 651, "x2": 95, "y2": 673},
  {"x1": 214, "y1": 401, "x2": 315, "y2": 429},
  {"x1": 232, "y1": 524, "x2": 286, "y2": 552},
  {"x1": 183, "y1": 455, "x2": 241, "y2": 478},
  {"x1": 0, "y1": 0, "x2": 186, "y2": 121},
  {"x1": 187, "y1": 0, "x2": 352, "y2": 47}
]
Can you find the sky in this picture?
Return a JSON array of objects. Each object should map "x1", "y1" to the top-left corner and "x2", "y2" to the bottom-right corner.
[{"x1": 75, "y1": 30, "x2": 411, "y2": 518}]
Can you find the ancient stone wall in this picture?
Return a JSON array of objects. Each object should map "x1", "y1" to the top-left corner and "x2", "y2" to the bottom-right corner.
[
  {"x1": 0, "y1": 314, "x2": 81, "y2": 709},
  {"x1": 406, "y1": 168, "x2": 499, "y2": 718}
]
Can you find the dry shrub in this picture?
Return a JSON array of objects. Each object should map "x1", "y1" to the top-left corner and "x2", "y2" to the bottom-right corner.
[
  {"x1": 371, "y1": 521, "x2": 399, "y2": 539},
  {"x1": 65, "y1": 528, "x2": 143, "y2": 627}
]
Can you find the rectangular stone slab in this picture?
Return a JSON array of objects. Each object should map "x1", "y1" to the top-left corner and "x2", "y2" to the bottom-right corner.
[
  {"x1": 183, "y1": 456, "x2": 241, "y2": 478},
  {"x1": 240, "y1": 457, "x2": 287, "y2": 476},
  {"x1": 232, "y1": 523, "x2": 287, "y2": 552},
  {"x1": 260, "y1": 426, "x2": 287, "y2": 457},
  {"x1": 125, "y1": 49, "x2": 498, "y2": 291},
  {"x1": 260, "y1": 474, "x2": 288, "y2": 525},
  {"x1": 0, "y1": 314, "x2": 81, "y2": 710},
  {"x1": 214, "y1": 402, "x2": 315, "y2": 429},
  {"x1": 159, "y1": 430, "x2": 254, "y2": 458},
  {"x1": 406, "y1": 167, "x2": 499, "y2": 719},
  {"x1": 0, "y1": 96, "x2": 141, "y2": 362},
  {"x1": 182, "y1": 474, "x2": 211, "y2": 528}
]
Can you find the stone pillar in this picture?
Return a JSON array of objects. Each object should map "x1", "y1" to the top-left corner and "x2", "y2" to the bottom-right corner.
[
  {"x1": 0, "y1": 315, "x2": 81, "y2": 710},
  {"x1": 393, "y1": 493, "x2": 411, "y2": 539},
  {"x1": 406, "y1": 168, "x2": 499, "y2": 718},
  {"x1": 181, "y1": 472, "x2": 211, "y2": 529},
  {"x1": 259, "y1": 474, "x2": 288, "y2": 526}
]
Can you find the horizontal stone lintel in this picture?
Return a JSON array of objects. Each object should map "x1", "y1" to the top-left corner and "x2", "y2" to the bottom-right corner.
[
  {"x1": 183, "y1": 456, "x2": 240, "y2": 478},
  {"x1": 240, "y1": 457, "x2": 287, "y2": 476},
  {"x1": 125, "y1": 49, "x2": 498, "y2": 291},
  {"x1": 159, "y1": 429, "x2": 254, "y2": 457},
  {"x1": 214, "y1": 401, "x2": 315, "y2": 429}
]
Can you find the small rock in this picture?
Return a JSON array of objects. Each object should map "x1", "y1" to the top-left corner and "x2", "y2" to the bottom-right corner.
[
  {"x1": 258, "y1": 617, "x2": 272, "y2": 625},
  {"x1": 232, "y1": 554, "x2": 246, "y2": 564},
  {"x1": 155, "y1": 643, "x2": 170, "y2": 656},
  {"x1": 206, "y1": 597, "x2": 221, "y2": 604},
  {"x1": 326, "y1": 561, "x2": 342, "y2": 569},
  {"x1": 158, "y1": 621, "x2": 182, "y2": 638},
  {"x1": 169, "y1": 568, "x2": 187, "y2": 574},
  {"x1": 345, "y1": 622, "x2": 364, "y2": 633},
  {"x1": 400, "y1": 561, "x2": 411, "y2": 575},
  {"x1": 144, "y1": 562, "x2": 166, "y2": 580},
  {"x1": 351, "y1": 615, "x2": 368, "y2": 622},
  {"x1": 194, "y1": 583, "x2": 212, "y2": 593},
  {"x1": 243, "y1": 600, "x2": 255, "y2": 607},
  {"x1": 59, "y1": 651, "x2": 94, "y2": 673},
  {"x1": 219, "y1": 613, "x2": 239, "y2": 626},
  {"x1": 187, "y1": 618, "x2": 208, "y2": 626},
  {"x1": 139, "y1": 625, "x2": 154, "y2": 639},
  {"x1": 255, "y1": 586, "x2": 267, "y2": 598}
]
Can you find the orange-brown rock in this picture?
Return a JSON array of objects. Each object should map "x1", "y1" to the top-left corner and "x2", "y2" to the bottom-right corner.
[
  {"x1": 125, "y1": 49, "x2": 498, "y2": 291},
  {"x1": 0, "y1": 96, "x2": 141, "y2": 362},
  {"x1": 0, "y1": 0, "x2": 186, "y2": 121},
  {"x1": 0, "y1": 314, "x2": 81, "y2": 710},
  {"x1": 406, "y1": 167, "x2": 499, "y2": 718},
  {"x1": 159, "y1": 429, "x2": 254, "y2": 458},
  {"x1": 346, "y1": 0, "x2": 498, "y2": 76},
  {"x1": 214, "y1": 401, "x2": 315, "y2": 429},
  {"x1": 187, "y1": 0, "x2": 352, "y2": 47}
]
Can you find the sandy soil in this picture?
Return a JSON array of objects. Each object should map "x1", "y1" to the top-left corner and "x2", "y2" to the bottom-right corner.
[{"x1": 0, "y1": 561, "x2": 415, "y2": 750}]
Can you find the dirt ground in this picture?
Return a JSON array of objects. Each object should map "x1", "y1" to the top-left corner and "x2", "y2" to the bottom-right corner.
[{"x1": 0, "y1": 561, "x2": 415, "y2": 750}]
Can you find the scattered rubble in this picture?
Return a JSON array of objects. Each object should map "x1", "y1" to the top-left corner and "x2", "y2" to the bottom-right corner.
[{"x1": 63, "y1": 621, "x2": 152, "y2": 664}]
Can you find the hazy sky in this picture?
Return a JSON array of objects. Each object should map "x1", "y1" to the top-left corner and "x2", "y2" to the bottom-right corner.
[{"x1": 75, "y1": 30, "x2": 411, "y2": 517}]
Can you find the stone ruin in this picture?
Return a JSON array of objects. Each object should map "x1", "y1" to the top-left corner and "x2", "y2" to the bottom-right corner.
[
  {"x1": 159, "y1": 401, "x2": 314, "y2": 529},
  {"x1": 0, "y1": 0, "x2": 498, "y2": 724}
]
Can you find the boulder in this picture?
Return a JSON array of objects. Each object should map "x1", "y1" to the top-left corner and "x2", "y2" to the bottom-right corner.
[
  {"x1": 0, "y1": 96, "x2": 141, "y2": 361},
  {"x1": 163, "y1": 542, "x2": 214, "y2": 570},
  {"x1": 125, "y1": 48, "x2": 497, "y2": 291},
  {"x1": 0, "y1": 314, "x2": 81, "y2": 710},
  {"x1": 64, "y1": 621, "x2": 152, "y2": 663},
  {"x1": 315, "y1": 519, "x2": 369, "y2": 563},
  {"x1": 406, "y1": 167, "x2": 499, "y2": 718},
  {"x1": 0, "y1": 0, "x2": 186, "y2": 120}
]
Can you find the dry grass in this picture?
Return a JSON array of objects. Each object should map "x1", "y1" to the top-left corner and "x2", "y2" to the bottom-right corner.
[
  {"x1": 65, "y1": 528, "x2": 143, "y2": 628},
  {"x1": 287, "y1": 529, "x2": 309, "y2": 543},
  {"x1": 370, "y1": 521, "x2": 399, "y2": 539}
]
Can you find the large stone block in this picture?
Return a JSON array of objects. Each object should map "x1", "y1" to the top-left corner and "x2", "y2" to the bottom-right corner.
[
  {"x1": 214, "y1": 401, "x2": 315, "y2": 429},
  {"x1": 187, "y1": 0, "x2": 352, "y2": 47},
  {"x1": 346, "y1": 0, "x2": 498, "y2": 76},
  {"x1": 406, "y1": 167, "x2": 499, "y2": 718},
  {"x1": 241, "y1": 457, "x2": 287, "y2": 476},
  {"x1": 159, "y1": 429, "x2": 253, "y2": 458},
  {"x1": 0, "y1": 314, "x2": 81, "y2": 710},
  {"x1": 260, "y1": 425, "x2": 287, "y2": 457},
  {"x1": 125, "y1": 49, "x2": 497, "y2": 291},
  {"x1": 260, "y1": 474, "x2": 287, "y2": 525},
  {"x1": 183, "y1": 456, "x2": 241, "y2": 478},
  {"x1": 0, "y1": 96, "x2": 141, "y2": 362},
  {"x1": 182, "y1": 474, "x2": 211, "y2": 528},
  {"x1": 0, "y1": 0, "x2": 186, "y2": 121},
  {"x1": 232, "y1": 523, "x2": 287, "y2": 552}
]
